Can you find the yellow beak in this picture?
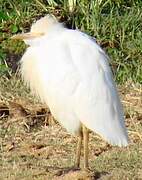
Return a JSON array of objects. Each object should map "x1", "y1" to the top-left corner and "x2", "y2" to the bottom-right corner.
[{"x1": 11, "y1": 32, "x2": 44, "y2": 40}]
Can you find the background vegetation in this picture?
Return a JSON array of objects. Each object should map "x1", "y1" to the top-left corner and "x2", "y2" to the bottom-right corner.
[{"x1": 0, "y1": 0, "x2": 142, "y2": 83}]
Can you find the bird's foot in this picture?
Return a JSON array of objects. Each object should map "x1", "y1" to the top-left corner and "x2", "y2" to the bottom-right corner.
[{"x1": 83, "y1": 166, "x2": 92, "y2": 173}]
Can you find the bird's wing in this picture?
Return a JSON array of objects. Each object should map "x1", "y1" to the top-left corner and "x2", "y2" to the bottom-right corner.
[{"x1": 65, "y1": 31, "x2": 128, "y2": 146}]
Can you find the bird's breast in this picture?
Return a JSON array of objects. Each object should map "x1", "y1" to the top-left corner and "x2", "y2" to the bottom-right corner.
[{"x1": 21, "y1": 45, "x2": 81, "y2": 134}]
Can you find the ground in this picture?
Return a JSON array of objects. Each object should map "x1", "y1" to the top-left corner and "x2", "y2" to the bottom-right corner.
[{"x1": 0, "y1": 76, "x2": 142, "y2": 180}]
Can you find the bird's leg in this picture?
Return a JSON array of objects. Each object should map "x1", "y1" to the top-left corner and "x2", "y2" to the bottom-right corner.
[
  {"x1": 75, "y1": 131, "x2": 83, "y2": 168},
  {"x1": 83, "y1": 125, "x2": 89, "y2": 169}
]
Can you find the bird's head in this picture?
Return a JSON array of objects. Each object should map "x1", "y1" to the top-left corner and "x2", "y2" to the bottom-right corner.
[{"x1": 11, "y1": 15, "x2": 58, "y2": 46}]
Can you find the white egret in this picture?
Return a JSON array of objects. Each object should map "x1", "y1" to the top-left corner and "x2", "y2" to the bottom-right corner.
[{"x1": 12, "y1": 15, "x2": 128, "y2": 169}]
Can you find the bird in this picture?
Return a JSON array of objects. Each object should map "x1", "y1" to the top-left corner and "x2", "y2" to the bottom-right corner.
[{"x1": 11, "y1": 15, "x2": 128, "y2": 169}]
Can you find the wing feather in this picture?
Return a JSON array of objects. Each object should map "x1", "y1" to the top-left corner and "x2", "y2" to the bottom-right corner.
[{"x1": 66, "y1": 31, "x2": 128, "y2": 146}]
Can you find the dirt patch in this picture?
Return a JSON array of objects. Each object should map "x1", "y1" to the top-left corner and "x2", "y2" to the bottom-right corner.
[{"x1": 0, "y1": 78, "x2": 142, "y2": 179}]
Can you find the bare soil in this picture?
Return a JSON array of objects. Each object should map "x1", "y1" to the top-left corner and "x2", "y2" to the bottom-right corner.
[{"x1": 0, "y1": 77, "x2": 142, "y2": 180}]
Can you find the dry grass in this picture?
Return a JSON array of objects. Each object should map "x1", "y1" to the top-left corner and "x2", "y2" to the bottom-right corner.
[{"x1": 0, "y1": 76, "x2": 142, "y2": 180}]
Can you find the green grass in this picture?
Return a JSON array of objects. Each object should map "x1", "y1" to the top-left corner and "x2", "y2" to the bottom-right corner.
[{"x1": 0, "y1": 0, "x2": 142, "y2": 83}]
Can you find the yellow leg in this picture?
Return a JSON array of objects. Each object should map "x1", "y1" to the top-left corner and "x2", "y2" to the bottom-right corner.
[
  {"x1": 75, "y1": 131, "x2": 83, "y2": 168},
  {"x1": 83, "y1": 125, "x2": 89, "y2": 169}
]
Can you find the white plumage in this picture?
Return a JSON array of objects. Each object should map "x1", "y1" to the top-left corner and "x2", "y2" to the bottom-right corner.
[{"x1": 12, "y1": 15, "x2": 128, "y2": 168}]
